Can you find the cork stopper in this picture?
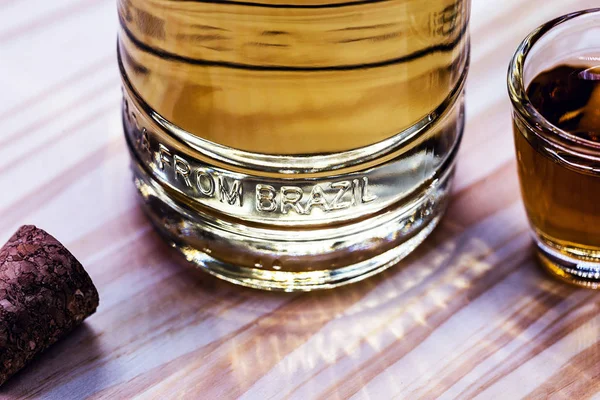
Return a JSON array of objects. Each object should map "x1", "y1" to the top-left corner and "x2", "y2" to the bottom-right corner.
[{"x1": 0, "y1": 226, "x2": 99, "y2": 385}]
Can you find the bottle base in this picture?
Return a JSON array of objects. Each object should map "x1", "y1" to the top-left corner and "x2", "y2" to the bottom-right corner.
[
  {"x1": 160, "y1": 213, "x2": 443, "y2": 292},
  {"x1": 133, "y1": 165, "x2": 453, "y2": 292},
  {"x1": 535, "y1": 234, "x2": 600, "y2": 289}
]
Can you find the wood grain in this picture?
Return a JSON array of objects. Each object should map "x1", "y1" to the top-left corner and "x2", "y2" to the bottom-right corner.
[{"x1": 1, "y1": 0, "x2": 600, "y2": 398}]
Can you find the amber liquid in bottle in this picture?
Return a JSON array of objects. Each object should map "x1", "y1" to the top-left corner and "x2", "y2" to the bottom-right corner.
[
  {"x1": 515, "y1": 64, "x2": 600, "y2": 255},
  {"x1": 119, "y1": 0, "x2": 469, "y2": 155}
]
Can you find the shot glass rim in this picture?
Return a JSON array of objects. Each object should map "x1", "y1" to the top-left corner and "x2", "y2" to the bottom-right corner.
[{"x1": 508, "y1": 8, "x2": 600, "y2": 153}]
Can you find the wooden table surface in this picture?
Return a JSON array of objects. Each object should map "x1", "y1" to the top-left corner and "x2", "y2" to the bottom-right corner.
[{"x1": 1, "y1": 0, "x2": 600, "y2": 398}]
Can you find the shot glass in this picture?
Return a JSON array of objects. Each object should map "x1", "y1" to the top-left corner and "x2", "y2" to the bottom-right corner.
[{"x1": 508, "y1": 9, "x2": 600, "y2": 287}]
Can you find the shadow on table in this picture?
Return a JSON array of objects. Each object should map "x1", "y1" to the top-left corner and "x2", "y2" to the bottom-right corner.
[
  {"x1": 124, "y1": 206, "x2": 539, "y2": 398},
  {"x1": 1, "y1": 324, "x2": 104, "y2": 398}
]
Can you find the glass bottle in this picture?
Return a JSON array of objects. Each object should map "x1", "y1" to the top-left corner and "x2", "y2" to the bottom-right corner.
[{"x1": 118, "y1": 0, "x2": 471, "y2": 290}]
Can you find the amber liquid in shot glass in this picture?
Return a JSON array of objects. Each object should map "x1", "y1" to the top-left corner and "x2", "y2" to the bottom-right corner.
[{"x1": 515, "y1": 64, "x2": 600, "y2": 279}]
